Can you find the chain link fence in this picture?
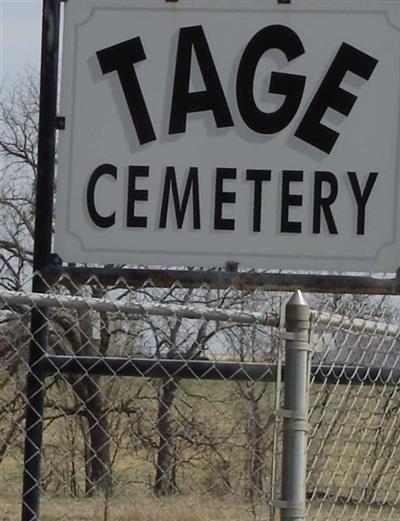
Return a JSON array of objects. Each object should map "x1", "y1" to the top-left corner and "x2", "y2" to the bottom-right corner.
[
  {"x1": 0, "y1": 274, "x2": 399, "y2": 521},
  {"x1": 307, "y1": 295, "x2": 400, "y2": 521}
]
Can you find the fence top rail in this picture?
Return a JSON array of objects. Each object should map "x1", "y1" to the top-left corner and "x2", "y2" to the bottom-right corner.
[
  {"x1": 0, "y1": 289, "x2": 280, "y2": 327},
  {"x1": 310, "y1": 310, "x2": 400, "y2": 339},
  {"x1": 1, "y1": 289, "x2": 399, "y2": 339}
]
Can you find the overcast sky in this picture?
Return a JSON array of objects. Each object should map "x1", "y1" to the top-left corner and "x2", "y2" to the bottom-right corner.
[{"x1": 1, "y1": 1, "x2": 42, "y2": 80}]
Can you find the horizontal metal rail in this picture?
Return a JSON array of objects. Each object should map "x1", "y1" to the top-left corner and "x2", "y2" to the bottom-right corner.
[
  {"x1": 0, "y1": 289, "x2": 279, "y2": 326},
  {"x1": 42, "y1": 265, "x2": 400, "y2": 295},
  {"x1": 2, "y1": 289, "x2": 399, "y2": 338},
  {"x1": 311, "y1": 311, "x2": 400, "y2": 338},
  {"x1": 43, "y1": 356, "x2": 275, "y2": 381},
  {"x1": 42, "y1": 356, "x2": 400, "y2": 386}
]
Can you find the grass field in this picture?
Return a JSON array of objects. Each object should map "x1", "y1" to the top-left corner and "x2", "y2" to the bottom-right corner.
[
  {"x1": 1, "y1": 492, "x2": 398, "y2": 521},
  {"x1": 1, "y1": 374, "x2": 399, "y2": 521}
]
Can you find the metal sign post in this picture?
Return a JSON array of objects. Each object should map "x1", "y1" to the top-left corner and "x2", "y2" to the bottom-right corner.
[{"x1": 21, "y1": 1, "x2": 60, "y2": 520}]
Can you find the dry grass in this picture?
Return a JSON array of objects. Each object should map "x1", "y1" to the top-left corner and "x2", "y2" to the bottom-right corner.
[
  {"x1": 2, "y1": 494, "x2": 259, "y2": 521},
  {"x1": 1, "y1": 493, "x2": 398, "y2": 521},
  {"x1": 1, "y1": 377, "x2": 399, "y2": 521}
]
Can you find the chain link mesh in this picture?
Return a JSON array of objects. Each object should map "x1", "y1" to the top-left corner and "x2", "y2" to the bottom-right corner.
[
  {"x1": 307, "y1": 295, "x2": 400, "y2": 521},
  {"x1": 0, "y1": 274, "x2": 399, "y2": 521}
]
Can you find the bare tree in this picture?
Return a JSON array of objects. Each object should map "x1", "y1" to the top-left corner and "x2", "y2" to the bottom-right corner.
[
  {"x1": 149, "y1": 289, "x2": 219, "y2": 496},
  {"x1": 219, "y1": 293, "x2": 280, "y2": 502},
  {"x1": 0, "y1": 71, "x2": 112, "y2": 495},
  {"x1": 0, "y1": 71, "x2": 37, "y2": 291}
]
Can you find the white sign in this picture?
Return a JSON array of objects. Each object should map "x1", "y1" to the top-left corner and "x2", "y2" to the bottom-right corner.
[{"x1": 55, "y1": 1, "x2": 400, "y2": 272}]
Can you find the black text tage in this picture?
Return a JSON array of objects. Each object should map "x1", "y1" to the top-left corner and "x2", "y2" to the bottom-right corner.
[{"x1": 96, "y1": 24, "x2": 378, "y2": 154}]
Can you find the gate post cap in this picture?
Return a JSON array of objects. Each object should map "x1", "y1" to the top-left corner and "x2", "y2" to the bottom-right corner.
[{"x1": 287, "y1": 290, "x2": 308, "y2": 307}]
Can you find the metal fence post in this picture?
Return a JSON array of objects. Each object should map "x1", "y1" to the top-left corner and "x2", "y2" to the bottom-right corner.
[
  {"x1": 21, "y1": 1, "x2": 61, "y2": 519},
  {"x1": 279, "y1": 290, "x2": 311, "y2": 521}
]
